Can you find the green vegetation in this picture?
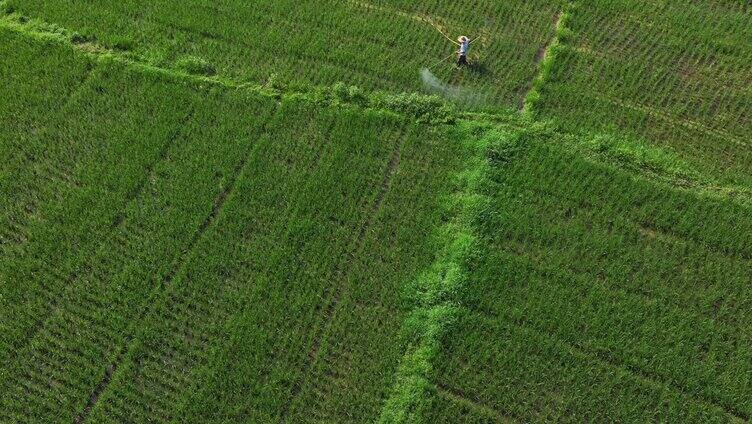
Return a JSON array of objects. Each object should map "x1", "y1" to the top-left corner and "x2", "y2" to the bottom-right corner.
[
  {"x1": 175, "y1": 55, "x2": 216, "y2": 76},
  {"x1": 0, "y1": 27, "x2": 463, "y2": 422},
  {"x1": 379, "y1": 121, "x2": 493, "y2": 422},
  {"x1": 425, "y1": 128, "x2": 752, "y2": 422},
  {"x1": 1, "y1": 0, "x2": 751, "y2": 422},
  {"x1": 4, "y1": 0, "x2": 565, "y2": 110},
  {"x1": 529, "y1": 0, "x2": 752, "y2": 186}
]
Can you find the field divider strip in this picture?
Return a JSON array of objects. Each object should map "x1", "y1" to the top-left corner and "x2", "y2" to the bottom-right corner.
[
  {"x1": 521, "y1": 1, "x2": 576, "y2": 115},
  {"x1": 0, "y1": 12, "x2": 457, "y2": 125},
  {"x1": 280, "y1": 130, "x2": 406, "y2": 421},
  {"x1": 517, "y1": 10, "x2": 562, "y2": 111},
  {"x1": 73, "y1": 108, "x2": 279, "y2": 424},
  {"x1": 377, "y1": 123, "x2": 501, "y2": 423}
]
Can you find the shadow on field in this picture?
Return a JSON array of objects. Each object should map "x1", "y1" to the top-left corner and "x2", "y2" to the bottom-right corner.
[{"x1": 468, "y1": 61, "x2": 492, "y2": 77}]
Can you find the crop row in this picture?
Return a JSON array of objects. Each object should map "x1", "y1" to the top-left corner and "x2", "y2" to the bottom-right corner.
[
  {"x1": 529, "y1": 0, "x2": 752, "y2": 185},
  {"x1": 6, "y1": 0, "x2": 564, "y2": 110},
  {"x1": 427, "y1": 129, "x2": 752, "y2": 422},
  {"x1": 0, "y1": 36, "x2": 191, "y2": 375},
  {"x1": 0, "y1": 57, "x2": 274, "y2": 421}
]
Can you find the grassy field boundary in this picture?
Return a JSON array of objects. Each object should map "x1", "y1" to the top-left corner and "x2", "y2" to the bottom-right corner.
[
  {"x1": 517, "y1": 9, "x2": 564, "y2": 110},
  {"x1": 522, "y1": 1, "x2": 577, "y2": 117},
  {"x1": 6, "y1": 2, "x2": 748, "y2": 233},
  {"x1": 3, "y1": 2, "x2": 748, "y2": 207},
  {"x1": 556, "y1": 130, "x2": 752, "y2": 206},
  {"x1": 460, "y1": 113, "x2": 752, "y2": 208},
  {"x1": 377, "y1": 121, "x2": 516, "y2": 422},
  {"x1": 0, "y1": 8, "x2": 455, "y2": 125}
]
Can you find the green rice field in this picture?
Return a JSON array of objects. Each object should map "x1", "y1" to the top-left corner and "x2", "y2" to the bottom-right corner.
[
  {"x1": 1, "y1": 0, "x2": 750, "y2": 422},
  {"x1": 3, "y1": 0, "x2": 565, "y2": 110}
]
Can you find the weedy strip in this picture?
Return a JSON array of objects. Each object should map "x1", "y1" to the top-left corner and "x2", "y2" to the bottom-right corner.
[
  {"x1": 526, "y1": 0, "x2": 752, "y2": 186},
  {"x1": 379, "y1": 122, "x2": 502, "y2": 422},
  {"x1": 521, "y1": 1, "x2": 577, "y2": 116},
  {"x1": 0, "y1": 10, "x2": 456, "y2": 124},
  {"x1": 1, "y1": 0, "x2": 565, "y2": 111},
  {"x1": 3, "y1": 1, "x2": 752, "y2": 420}
]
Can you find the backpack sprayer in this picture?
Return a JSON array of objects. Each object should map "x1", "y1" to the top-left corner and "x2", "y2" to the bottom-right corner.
[{"x1": 424, "y1": 15, "x2": 492, "y2": 70}]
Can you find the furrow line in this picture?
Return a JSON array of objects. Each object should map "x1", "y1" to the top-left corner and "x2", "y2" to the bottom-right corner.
[
  {"x1": 502, "y1": 316, "x2": 750, "y2": 422},
  {"x1": 3, "y1": 271, "x2": 78, "y2": 363},
  {"x1": 519, "y1": 9, "x2": 565, "y2": 111},
  {"x1": 597, "y1": 94, "x2": 751, "y2": 149},
  {"x1": 281, "y1": 131, "x2": 405, "y2": 421},
  {"x1": 3, "y1": 107, "x2": 196, "y2": 374},
  {"x1": 348, "y1": 0, "x2": 460, "y2": 38},
  {"x1": 520, "y1": 178, "x2": 752, "y2": 260},
  {"x1": 74, "y1": 115, "x2": 274, "y2": 424},
  {"x1": 0, "y1": 15, "x2": 459, "y2": 125},
  {"x1": 160, "y1": 118, "x2": 338, "y2": 415},
  {"x1": 377, "y1": 124, "x2": 491, "y2": 423},
  {"x1": 0, "y1": 63, "x2": 96, "y2": 256},
  {"x1": 111, "y1": 109, "x2": 196, "y2": 228},
  {"x1": 435, "y1": 382, "x2": 520, "y2": 423}
]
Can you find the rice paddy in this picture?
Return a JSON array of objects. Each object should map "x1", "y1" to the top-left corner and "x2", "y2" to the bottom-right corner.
[{"x1": 1, "y1": 0, "x2": 750, "y2": 422}]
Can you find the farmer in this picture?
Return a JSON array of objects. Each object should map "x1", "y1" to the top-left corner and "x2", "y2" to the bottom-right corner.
[{"x1": 456, "y1": 35, "x2": 470, "y2": 66}]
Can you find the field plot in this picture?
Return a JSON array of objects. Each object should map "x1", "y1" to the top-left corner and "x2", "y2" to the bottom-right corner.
[
  {"x1": 5, "y1": 0, "x2": 564, "y2": 109},
  {"x1": 532, "y1": 0, "x2": 752, "y2": 185},
  {"x1": 0, "y1": 29, "x2": 464, "y2": 422},
  {"x1": 426, "y1": 130, "x2": 752, "y2": 422}
]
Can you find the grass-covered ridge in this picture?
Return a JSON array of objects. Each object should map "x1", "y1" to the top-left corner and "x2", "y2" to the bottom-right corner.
[
  {"x1": 425, "y1": 126, "x2": 752, "y2": 422},
  {"x1": 529, "y1": 0, "x2": 752, "y2": 186},
  {"x1": 379, "y1": 121, "x2": 494, "y2": 422},
  {"x1": 0, "y1": 10, "x2": 459, "y2": 125}
]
